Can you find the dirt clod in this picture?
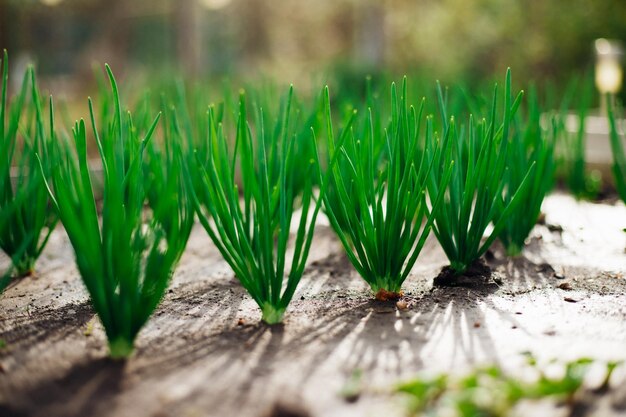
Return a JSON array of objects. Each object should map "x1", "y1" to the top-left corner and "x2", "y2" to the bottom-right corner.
[
  {"x1": 375, "y1": 289, "x2": 404, "y2": 301},
  {"x1": 396, "y1": 300, "x2": 408, "y2": 310},
  {"x1": 263, "y1": 401, "x2": 311, "y2": 417},
  {"x1": 536, "y1": 263, "x2": 555, "y2": 274},
  {"x1": 537, "y1": 212, "x2": 546, "y2": 225},
  {"x1": 433, "y1": 259, "x2": 495, "y2": 288},
  {"x1": 558, "y1": 282, "x2": 573, "y2": 291},
  {"x1": 547, "y1": 223, "x2": 564, "y2": 233}
]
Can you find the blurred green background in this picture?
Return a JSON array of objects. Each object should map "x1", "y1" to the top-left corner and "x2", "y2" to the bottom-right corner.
[{"x1": 1, "y1": 0, "x2": 625, "y2": 94}]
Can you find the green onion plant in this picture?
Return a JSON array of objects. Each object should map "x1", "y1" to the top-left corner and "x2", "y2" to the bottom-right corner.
[
  {"x1": 190, "y1": 87, "x2": 324, "y2": 324},
  {"x1": 607, "y1": 96, "x2": 626, "y2": 204},
  {"x1": 428, "y1": 69, "x2": 535, "y2": 276},
  {"x1": 559, "y1": 76, "x2": 601, "y2": 199},
  {"x1": 0, "y1": 197, "x2": 18, "y2": 291},
  {"x1": 0, "y1": 50, "x2": 57, "y2": 279},
  {"x1": 320, "y1": 80, "x2": 453, "y2": 299},
  {"x1": 43, "y1": 65, "x2": 193, "y2": 358},
  {"x1": 494, "y1": 87, "x2": 556, "y2": 256}
]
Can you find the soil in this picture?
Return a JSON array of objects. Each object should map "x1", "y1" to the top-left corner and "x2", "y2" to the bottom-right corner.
[
  {"x1": 432, "y1": 258, "x2": 494, "y2": 287},
  {"x1": 0, "y1": 193, "x2": 625, "y2": 417}
]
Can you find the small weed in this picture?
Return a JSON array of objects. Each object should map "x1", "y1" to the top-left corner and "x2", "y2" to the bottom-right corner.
[
  {"x1": 340, "y1": 369, "x2": 364, "y2": 403},
  {"x1": 396, "y1": 356, "x2": 621, "y2": 417}
]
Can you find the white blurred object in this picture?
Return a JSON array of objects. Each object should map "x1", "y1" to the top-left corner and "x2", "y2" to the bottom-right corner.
[
  {"x1": 198, "y1": 0, "x2": 231, "y2": 10},
  {"x1": 40, "y1": 0, "x2": 64, "y2": 6},
  {"x1": 595, "y1": 38, "x2": 623, "y2": 95}
]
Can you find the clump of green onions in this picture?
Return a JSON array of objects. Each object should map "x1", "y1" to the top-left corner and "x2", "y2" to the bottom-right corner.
[
  {"x1": 43, "y1": 65, "x2": 193, "y2": 358},
  {"x1": 607, "y1": 96, "x2": 626, "y2": 204},
  {"x1": 321, "y1": 80, "x2": 453, "y2": 299},
  {"x1": 557, "y1": 76, "x2": 601, "y2": 200},
  {"x1": 494, "y1": 87, "x2": 555, "y2": 256},
  {"x1": 428, "y1": 69, "x2": 534, "y2": 276},
  {"x1": 0, "y1": 50, "x2": 57, "y2": 281},
  {"x1": 0, "y1": 198, "x2": 18, "y2": 290},
  {"x1": 190, "y1": 87, "x2": 324, "y2": 324}
]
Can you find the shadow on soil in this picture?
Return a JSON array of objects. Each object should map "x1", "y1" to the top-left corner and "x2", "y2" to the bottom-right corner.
[
  {"x1": 0, "y1": 358, "x2": 124, "y2": 417},
  {"x1": 0, "y1": 236, "x2": 568, "y2": 417},
  {"x1": 0, "y1": 301, "x2": 95, "y2": 358}
]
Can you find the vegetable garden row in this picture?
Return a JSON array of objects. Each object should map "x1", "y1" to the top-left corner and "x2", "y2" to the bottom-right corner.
[{"x1": 1, "y1": 50, "x2": 625, "y2": 359}]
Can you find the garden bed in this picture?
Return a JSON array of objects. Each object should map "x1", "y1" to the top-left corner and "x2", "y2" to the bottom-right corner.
[{"x1": 0, "y1": 192, "x2": 625, "y2": 417}]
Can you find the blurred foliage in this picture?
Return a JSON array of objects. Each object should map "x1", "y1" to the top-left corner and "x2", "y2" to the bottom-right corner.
[
  {"x1": 384, "y1": 0, "x2": 626, "y2": 81},
  {"x1": 396, "y1": 355, "x2": 623, "y2": 417},
  {"x1": 1, "y1": 0, "x2": 625, "y2": 91}
]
